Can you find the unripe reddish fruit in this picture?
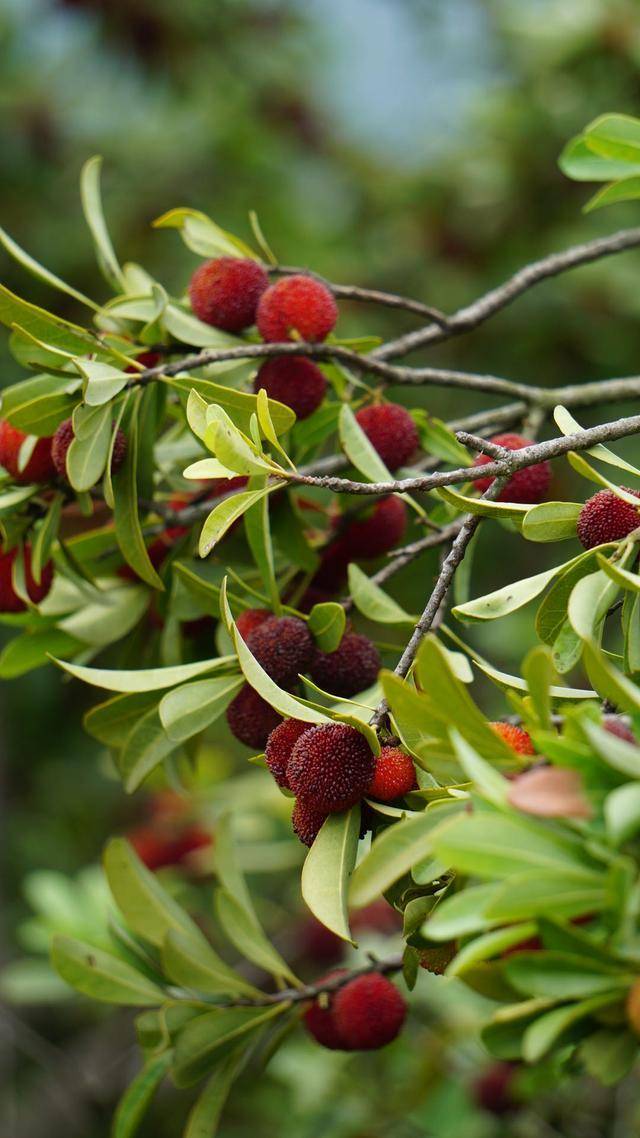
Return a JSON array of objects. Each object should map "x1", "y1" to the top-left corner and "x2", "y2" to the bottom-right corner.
[
  {"x1": 253, "y1": 356, "x2": 326, "y2": 420},
  {"x1": 472, "y1": 1062, "x2": 520, "y2": 1116},
  {"x1": 368, "y1": 746, "x2": 417, "y2": 801},
  {"x1": 246, "y1": 615, "x2": 314, "y2": 687},
  {"x1": 603, "y1": 715, "x2": 636, "y2": 744},
  {"x1": 626, "y1": 979, "x2": 640, "y2": 1036},
  {"x1": 341, "y1": 496, "x2": 407, "y2": 560},
  {"x1": 0, "y1": 546, "x2": 53, "y2": 612},
  {"x1": 309, "y1": 632, "x2": 380, "y2": 697},
  {"x1": 236, "y1": 607, "x2": 272, "y2": 641},
  {"x1": 577, "y1": 487, "x2": 640, "y2": 550},
  {"x1": 287, "y1": 723, "x2": 375, "y2": 813},
  {"x1": 257, "y1": 275, "x2": 338, "y2": 343},
  {"x1": 473, "y1": 433, "x2": 551, "y2": 504},
  {"x1": 491, "y1": 722, "x2": 535, "y2": 756},
  {"x1": 265, "y1": 718, "x2": 311, "y2": 788},
  {"x1": 291, "y1": 797, "x2": 329, "y2": 847},
  {"x1": 226, "y1": 683, "x2": 282, "y2": 749},
  {"x1": 355, "y1": 403, "x2": 419, "y2": 471},
  {"x1": 51, "y1": 417, "x2": 127, "y2": 479},
  {"x1": 333, "y1": 973, "x2": 406, "y2": 1051},
  {"x1": 304, "y1": 971, "x2": 349, "y2": 1048},
  {"x1": 0, "y1": 420, "x2": 55, "y2": 483},
  {"x1": 188, "y1": 257, "x2": 269, "y2": 332}
]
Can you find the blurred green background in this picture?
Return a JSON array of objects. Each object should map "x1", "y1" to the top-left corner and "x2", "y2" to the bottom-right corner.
[{"x1": 3, "y1": 1, "x2": 640, "y2": 1135}]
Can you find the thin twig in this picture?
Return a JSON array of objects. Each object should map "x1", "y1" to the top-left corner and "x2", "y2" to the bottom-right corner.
[
  {"x1": 271, "y1": 265, "x2": 450, "y2": 327},
  {"x1": 222, "y1": 954, "x2": 404, "y2": 1008}
]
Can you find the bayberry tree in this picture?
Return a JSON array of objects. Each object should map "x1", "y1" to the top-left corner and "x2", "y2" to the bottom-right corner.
[{"x1": 5, "y1": 117, "x2": 640, "y2": 1132}]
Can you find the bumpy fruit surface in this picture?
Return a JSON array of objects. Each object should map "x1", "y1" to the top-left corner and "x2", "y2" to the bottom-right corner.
[
  {"x1": 473, "y1": 433, "x2": 551, "y2": 504},
  {"x1": 0, "y1": 420, "x2": 55, "y2": 483},
  {"x1": 51, "y1": 417, "x2": 127, "y2": 479},
  {"x1": 291, "y1": 797, "x2": 329, "y2": 847},
  {"x1": 257, "y1": 274, "x2": 338, "y2": 342},
  {"x1": 577, "y1": 487, "x2": 640, "y2": 550},
  {"x1": 303, "y1": 971, "x2": 349, "y2": 1048},
  {"x1": 287, "y1": 723, "x2": 375, "y2": 813},
  {"x1": 333, "y1": 973, "x2": 406, "y2": 1051},
  {"x1": 246, "y1": 615, "x2": 314, "y2": 687},
  {"x1": 355, "y1": 403, "x2": 419, "y2": 471},
  {"x1": 226, "y1": 683, "x2": 282, "y2": 749},
  {"x1": 236, "y1": 607, "x2": 271, "y2": 641},
  {"x1": 188, "y1": 256, "x2": 269, "y2": 332},
  {"x1": 253, "y1": 356, "x2": 326, "y2": 420},
  {"x1": 368, "y1": 746, "x2": 417, "y2": 801},
  {"x1": 0, "y1": 546, "x2": 53, "y2": 612},
  {"x1": 491, "y1": 722, "x2": 535, "y2": 756},
  {"x1": 341, "y1": 496, "x2": 407, "y2": 560},
  {"x1": 265, "y1": 718, "x2": 310, "y2": 788},
  {"x1": 309, "y1": 632, "x2": 380, "y2": 697}
]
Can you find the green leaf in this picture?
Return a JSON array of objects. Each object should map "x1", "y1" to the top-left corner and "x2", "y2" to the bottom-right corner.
[
  {"x1": 438, "y1": 485, "x2": 529, "y2": 519},
  {"x1": 159, "y1": 676, "x2": 243, "y2": 744},
  {"x1": 474, "y1": 657, "x2": 596, "y2": 700},
  {"x1": 347, "y1": 564, "x2": 415, "y2": 624},
  {"x1": 112, "y1": 392, "x2": 164, "y2": 588},
  {"x1": 0, "y1": 285, "x2": 121, "y2": 362},
  {"x1": 450, "y1": 730, "x2": 508, "y2": 806},
  {"x1": 162, "y1": 930, "x2": 260, "y2": 998},
  {"x1": 244, "y1": 477, "x2": 279, "y2": 613},
  {"x1": 119, "y1": 707, "x2": 178, "y2": 793},
  {"x1": 579, "y1": 1028, "x2": 639, "y2": 1086},
  {"x1": 453, "y1": 564, "x2": 560, "y2": 623},
  {"x1": 301, "y1": 808, "x2": 360, "y2": 943},
  {"x1": 153, "y1": 207, "x2": 259, "y2": 261},
  {"x1": 536, "y1": 549, "x2": 607, "y2": 644},
  {"x1": 84, "y1": 691, "x2": 159, "y2": 746},
  {"x1": 583, "y1": 113, "x2": 640, "y2": 161},
  {"x1": 199, "y1": 488, "x2": 275, "y2": 557},
  {"x1": 350, "y1": 802, "x2": 460, "y2": 909},
  {"x1": 582, "y1": 719, "x2": 640, "y2": 778},
  {"x1": 80, "y1": 156, "x2": 125, "y2": 290},
  {"x1": 605, "y1": 783, "x2": 640, "y2": 845},
  {"x1": 339, "y1": 404, "x2": 393, "y2": 482},
  {"x1": 586, "y1": 176, "x2": 640, "y2": 212},
  {"x1": 424, "y1": 883, "x2": 502, "y2": 941},
  {"x1": 522, "y1": 501, "x2": 582, "y2": 542},
  {"x1": 214, "y1": 890, "x2": 297, "y2": 984},
  {"x1": 169, "y1": 377, "x2": 295, "y2": 436},
  {"x1": 183, "y1": 1051, "x2": 244, "y2": 1138},
  {"x1": 0, "y1": 628, "x2": 81, "y2": 679},
  {"x1": 1, "y1": 372, "x2": 80, "y2": 436},
  {"x1": 554, "y1": 406, "x2": 640, "y2": 479},
  {"x1": 431, "y1": 811, "x2": 600, "y2": 881},
  {"x1": 51, "y1": 935, "x2": 163, "y2": 1005},
  {"x1": 583, "y1": 639, "x2": 640, "y2": 714},
  {"x1": 522, "y1": 645, "x2": 554, "y2": 730},
  {"x1": 597, "y1": 553, "x2": 640, "y2": 595},
  {"x1": 31, "y1": 492, "x2": 63, "y2": 584},
  {"x1": 0, "y1": 224, "x2": 97, "y2": 310},
  {"x1": 522, "y1": 993, "x2": 621, "y2": 1062},
  {"x1": 204, "y1": 405, "x2": 279, "y2": 477},
  {"x1": 504, "y1": 952, "x2": 627, "y2": 1000},
  {"x1": 54, "y1": 654, "x2": 236, "y2": 693},
  {"x1": 172, "y1": 1005, "x2": 286, "y2": 1088},
  {"x1": 418, "y1": 413, "x2": 470, "y2": 465},
  {"x1": 112, "y1": 1051, "x2": 173, "y2": 1138},
  {"x1": 567, "y1": 450, "x2": 640, "y2": 504},
  {"x1": 307, "y1": 602, "x2": 346, "y2": 652},
  {"x1": 58, "y1": 584, "x2": 150, "y2": 649},
  {"x1": 447, "y1": 923, "x2": 538, "y2": 978},
  {"x1": 76, "y1": 360, "x2": 130, "y2": 407},
  {"x1": 559, "y1": 133, "x2": 640, "y2": 181},
  {"x1": 104, "y1": 838, "x2": 204, "y2": 947}
]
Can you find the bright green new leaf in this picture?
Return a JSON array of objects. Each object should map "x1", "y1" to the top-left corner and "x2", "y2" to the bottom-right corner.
[{"x1": 302, "y1": 808, "x2": 360, "y2": 942}]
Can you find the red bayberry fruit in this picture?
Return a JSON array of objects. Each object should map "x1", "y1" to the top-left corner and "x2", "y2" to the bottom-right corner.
[
  {"x1": 291, "y1": 797, "x2": 329, "y2": 847},
  {"x1": 297, "y1": 918, "x2": 345, "y2": 966},
  {"x1": 368, "y1": 746, "x2": 417, "y2": 801},
  {"x1": 351, "y1": 899, "x2": 402, "y2": 936},
  {"x1": 246, "y1": 615, "x2": 314, "y2": 687},
  {"x1": 129, "y1": 825, "x2": 210, "y2": 871},
  {"x1": 0, "y1": 546, "x2": 53, "y2": 612},
  {"x1": 125, "y1": 350, "x2": 162, "y2": 373},
  {"x1": 287, "y1": 723, "x2": 375, "y2": 813},
  {"x1": 309, "y1": 632, "x2": 380, "y2": 697},
  {"x1": 265, "y1": 718, "x2": 311, "y2": 788},
  {"x1": 236, "y1": 607, "x2": 272, "y2": 640},
  {"x1": 577, "y1": 487, "x2": 640, "y2": 550},
  {"x1": 355, "y1": 403, "x2": 419, "y2": 471},
  {"x1": 0, "y1": 420, "x2": 55, "y2": 483},
  {"x1": 304, "y1": 970, "x2": 349, "y2": 1048},
  {"x1": 472, "y1": 1063, "x2": 520, "y2": 1116},
  {"x1": 473, "y1": 433, "x2": 551, "y2": 504},
  {"x1": 341, "y1": 496, "x2": 407, "y2": 560},
  {"x1": 333, "y1": 973, "x2": 406, "y2": 1051},
  {"x1": 257, "y1": 275, "x2": 338, "y2": 343},
  {"x1": 603, "y1": 715, "x2": 636, "y2": 744},
  {"x1": 51, "y1": 417, "x2": 127, "y2": 479},
  {"x1": 491, "y1": 722, "x2": 535, "y2": 756},
  {"x1": 254, "y1": 356, "x2": 327, "y2": 420},
  {"x1": 188, "y1": 257, "x2": 269, "y2": 332},
  {"x1": 226, "y1": 683, "x2": 282, "y2": 749}
]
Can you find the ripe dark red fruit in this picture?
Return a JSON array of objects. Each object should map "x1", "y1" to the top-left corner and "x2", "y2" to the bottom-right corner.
[
  {"x1": 226, "y1": 683, "x2": 282, "y2": 749},
  {"x1": 603, "y1": 715, "x2": 636, "y2": 744},
  {"x1": 236, "y1": 607, "x2": 272, "y2": 640},
  {"x1": 188, "y1": 256, "x2": 269, "y2": 332},
  {"x1": 333, "y1": 973, "x2": 406, "y2": 1051},
  {"x1": 291, "y1": 797, "x2": 329, "y2": 847},
  {"x1": 246, "y1": 615, "x2": 314, "y2": 687},
  {"x1": 0, "y1": 420, "x2": 55, "y2": 483},
  {"x1": 0, "y1": 546, "x2": 53, "y2": 612},
  {"x1": 287, "y1": 723, "x2": 376, "y2": 813},
  {"x1": 304, "y1": 971, "x2": 349, "y2": 1048},
  {"x1": 257, "y1": 275, "x2": 338, "y2": 343},
  {"x1": 265, "y1": 718, "x2": 311, "y2": 788},
  {"x1": 472, "y1": 1062, "x2": 520, "y2": 1116},
  {"x1": 309, "y1": 632, "x2": 380, "y2": 697},
  {"x1": 129, "y1": 824, "x2": 211, "y2": 871},
  {"x1": 341, "y1": 496, "x2": 407, "y2": 560},
  {"x1": 253, "y1": 356, "x2": 327, "y2": 420},
  {"x1": 51, "y1": 417, "x2": 127, "y2": 479},
  {"x1": 473, "y1": 433, "x2": 551, "y2": 504},
  {"x1": 355, "y1": 403, "x2": 419, "y2": 471},
  {"x1": 491, "y1": 722, "x2": 535, "y2": 756},
  {"x1": 125, "y1": 350, "x2": 162, "y2": 373},
  {"x1": 368, "y1": 746, "x2": 417, "y2": 801},
  {"x1": 577, "y1": 487, "x2": 640, "y2": 550}
]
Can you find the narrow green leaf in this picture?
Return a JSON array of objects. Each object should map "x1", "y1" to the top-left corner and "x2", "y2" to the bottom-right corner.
[
  {"x1": 162, "y1": 929, "x2": 260, "y2": 998},
  {"x1": 522, "y1": 501, "x2": 582, "y2": 542},
  {"x1": 172, "y1": 1005, "x2": 286, "y2": 1088},
  {"x1": 51, "y1": 935, "x2": 163, "y2": 1005},
  {"x1": 53, "y1": 654, "x2": 236, "y2": 693},
  {"x1": 348, "y1": 563, "x2": 415, "y2": 624},
  {"x1": 350, "y1": 802, "x2": 460, "y2": 909},
  {"x1": 307, "y1": 602, "x2": 346, "y2": 651},
  {"x1": 112, "y1": 1051, "x2": 173, "y2": 1138},
  {"x1": 104, "y1": 838, "x2": 204, "y2": 947},
  {"x1": 215, "y1": 890, "x2": 297, "y2": 985},
  {"x1": 159, "y1": 676, "x2": 243, "y2": 744},
  {"x1": 183, "y1": 1051, "x2": 243, "y2": 1138},
  {"x1": 301, "y1": 808, "x2": 360, "y2": 943},
  {"x1": 119, "y1": 706, "x2": 178, "y2": 793},
  {"x1": 80, "y1": 156, "x2": 125, "y2": 290},
  {"x1": 112, "y1": 392, "x2": 164, "y2": 588},
  {"x1": 0, "y1": 224, "x2": 98, "y2": 309}
]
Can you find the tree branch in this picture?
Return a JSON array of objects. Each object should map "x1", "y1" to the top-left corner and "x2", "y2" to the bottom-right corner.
[
  {"x1": 271, "y1": 265, "x2": 450, "y2": 327},
  {"x1": 221, "y1": 954, "x2": 404, "y2": 1008}
]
